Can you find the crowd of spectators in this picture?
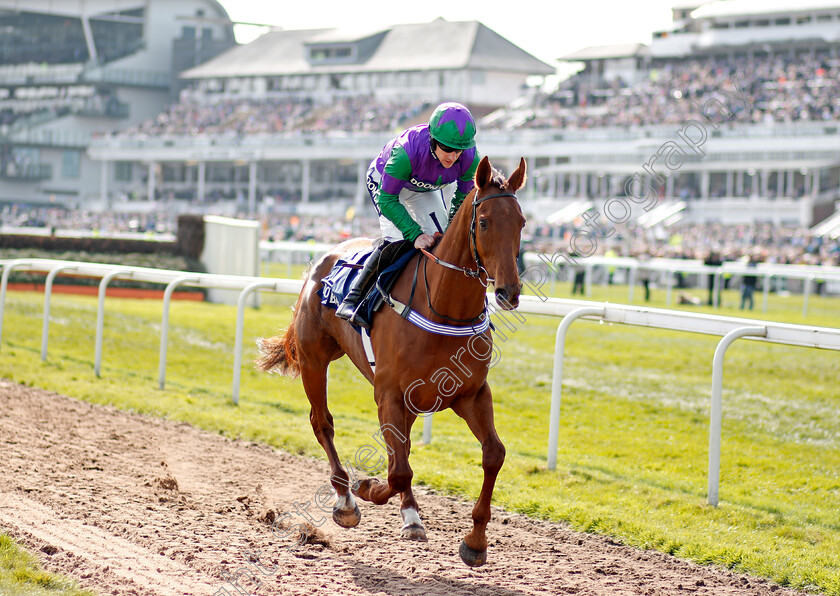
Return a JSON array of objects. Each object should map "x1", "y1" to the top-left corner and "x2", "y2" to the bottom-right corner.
[
  {"x1": 105, "y1": 53, "x2": 840, "y2": 142},
  {"x1": 119, "y1": 97, "x2": 430, "y2": 138},
  {"x1": 0, "y1": 205, "x2": 175, "y2": 235},
  {"x1": 6, "y1": 52, "x2": 837, "y2": 140},
  {"x1": 4, "y1": 206, "x2": 838, "y2": 271},
  {"x1": 515, "y1": 218, "x2": 840, "y2": 272},
  {"x1": 483, "y1": 54, "x2": 840, "y2": 130}
]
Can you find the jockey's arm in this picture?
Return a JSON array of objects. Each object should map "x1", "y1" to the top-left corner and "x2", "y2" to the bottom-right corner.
[
  {"x1": 377, "y1": 147, "x2": 423, "y2": 242},
  {"x1": 448, "y1": 150, "x2": 482, "y2": 222},
  {"x1": 377, "y1": 189, "x2": 423, "y2": 241}
]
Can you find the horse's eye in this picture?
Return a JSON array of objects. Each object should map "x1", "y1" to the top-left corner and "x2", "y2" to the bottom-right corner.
[{"x1": 479, "y1": 218, "x2": 488, "y2": 230}]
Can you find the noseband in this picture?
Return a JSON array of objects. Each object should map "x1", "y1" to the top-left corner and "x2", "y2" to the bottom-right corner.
[{"x1": 421, "y1": 191, "x2": 519, "y2": 287}]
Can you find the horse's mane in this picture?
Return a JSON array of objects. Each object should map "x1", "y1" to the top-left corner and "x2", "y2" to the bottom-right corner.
[{"x1": 486, "y1": 166, "x2": 508, "y2": 191}]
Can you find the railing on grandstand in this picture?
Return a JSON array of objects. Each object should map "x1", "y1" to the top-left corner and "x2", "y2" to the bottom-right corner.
[
  {"x1": 80, "y1": 68, "x2": 169, "y2": 89},
  {"x1": 88, "y1": 120, "x2": 840, "y2": 151},
  {"x1": 0, "y1": 163, "x2": 52, "y2": 181},
  {"x1": 4, "y1": 129, "x2": 89, "y2": 148},
  {"x1": 75, "y1": 101, "x2": 130, "y2": 119}
]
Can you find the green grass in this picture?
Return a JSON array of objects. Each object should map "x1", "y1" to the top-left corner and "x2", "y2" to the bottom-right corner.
[
  {"x1": 0, "y1": 275, "x2": 838, "y2": 594},
  {"x1": 0, "y1": 534, "x2": 95, "y2": 596}
]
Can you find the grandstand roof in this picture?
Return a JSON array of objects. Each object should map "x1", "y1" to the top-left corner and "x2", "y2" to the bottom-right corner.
[
  {"x1": 558, "y1": 43, "x2": 648, "y2": 62},
  {"x1": 692, "y1": 0, "x2": 840, "y2": 19},
  {"x1": 0, "y1": 0, "x2": 142, "y2": 16},
  {"x1": 180, "y1": 18, "x2": 555, "y2": 79},
  {"x1": 0, "y1": 0, "x2": 232, "y2": 25}
]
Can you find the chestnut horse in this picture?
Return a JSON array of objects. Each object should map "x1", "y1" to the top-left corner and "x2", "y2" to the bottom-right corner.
[{"x1": 257, "y1": 156, "x2": 526, "y2": 566}]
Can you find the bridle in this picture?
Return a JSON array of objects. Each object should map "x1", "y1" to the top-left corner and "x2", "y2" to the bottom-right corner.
[
  {"x1": 385, "y1": 190, "x2": 520, "y2": 328},
  {"x1": 420, "y1": 191, "x2": 519, "y2": 288}
]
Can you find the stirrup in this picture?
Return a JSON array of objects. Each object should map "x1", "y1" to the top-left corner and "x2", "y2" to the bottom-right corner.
[
  {"x1": 340, "y1": 303, "x2": 371, "y2": 330},
  {"x1": 335, "y1": 300, "x2": 358, "y2": 321}
]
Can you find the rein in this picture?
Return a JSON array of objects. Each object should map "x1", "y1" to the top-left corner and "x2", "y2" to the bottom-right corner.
[
  {"x1": 377, "y1": 190, "x2": 518, "y2": 335},
  {"x1": 419, "y1": 191, "x2": 519, "y2": 287}
]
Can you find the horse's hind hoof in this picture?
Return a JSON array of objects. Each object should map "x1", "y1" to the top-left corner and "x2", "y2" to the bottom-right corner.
[
  {"x1": 332, "y1": 504, "x2": 361, "y2": 528},
  {"x1": 459, "y1": 540, "x2": 487, "y2": 567},
  {"x1": 400, "y1": 523, "x2": 428, "y2": 541}
]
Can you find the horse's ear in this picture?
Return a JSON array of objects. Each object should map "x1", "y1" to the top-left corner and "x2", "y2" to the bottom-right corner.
[
  {"x1": 507, "y1": 157, "x2": 527, "y2": 193},
  {"x1": 475, "y1": 155, "x2": 492, "y2": 189}
]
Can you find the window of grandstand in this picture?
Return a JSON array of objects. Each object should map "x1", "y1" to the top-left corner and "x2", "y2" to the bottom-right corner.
[
  {"x1": 115, "y1": 161, "x2": 133, "y2": 182},
  {"x1": 0, "y1": 8, "x2": 143, "y2": 66},
  {"x1": 308, "y1": 45, "x2": 355, "y2": 64},
  {"x1": 61, "y1": 150, "x2": 81, "y2": 179},
  {"x1": 0, "y1": 12, "x2": 88, "y2": 64},
  {"x1": 89, "y1": 8, "x2": 144, "y2": 64}
]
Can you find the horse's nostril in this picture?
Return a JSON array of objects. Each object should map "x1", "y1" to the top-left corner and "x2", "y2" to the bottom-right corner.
[{"x1": 496, "y1": 288, "x2": 508, "y2": 301}]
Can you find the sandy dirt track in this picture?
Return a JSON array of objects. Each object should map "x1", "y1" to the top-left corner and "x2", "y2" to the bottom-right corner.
[{"x1": 0, "y1": 379, "x2": 810, "y2": 596}]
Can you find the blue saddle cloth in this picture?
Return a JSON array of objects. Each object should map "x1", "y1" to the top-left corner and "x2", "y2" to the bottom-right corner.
[{"x1": 318, "y1": 244, "x2": 418, "y2": 332}]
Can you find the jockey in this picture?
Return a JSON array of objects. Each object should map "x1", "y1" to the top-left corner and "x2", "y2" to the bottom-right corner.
[{"x1": 335, "y1": 101, "x2": 481, "y2": 329}]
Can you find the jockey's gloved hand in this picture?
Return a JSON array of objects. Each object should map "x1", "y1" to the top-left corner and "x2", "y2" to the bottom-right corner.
[{"x1": 413, "y1": 234, "x2": 436, "y2": 250}]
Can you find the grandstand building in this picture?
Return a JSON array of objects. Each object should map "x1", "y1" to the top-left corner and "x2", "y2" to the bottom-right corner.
[
  {"x1": 520, "y1": 0, "x2": 840, "y2": 227},
  {"x1": 0, "y1": 0, "x2": 236, "y2": 208},
  {"x1": 84, "y1": 17, "x2": 556, "y2": 215},
  {"x1": 4, "y1": 0, "x2": 839, "y2": 231}
]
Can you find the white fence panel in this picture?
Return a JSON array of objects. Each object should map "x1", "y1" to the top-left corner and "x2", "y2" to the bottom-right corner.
[{"x1": 2, "y1": 258, "x2": 839, "y2": 506}]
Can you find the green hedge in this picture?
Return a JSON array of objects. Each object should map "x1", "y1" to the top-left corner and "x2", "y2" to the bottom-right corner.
[{"x1": 0, "y1": 214, "x2": 208, "y2": 293}]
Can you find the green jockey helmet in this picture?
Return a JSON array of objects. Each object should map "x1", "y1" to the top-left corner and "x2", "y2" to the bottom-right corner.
[{"x1": 428, "y1": 102, "x2": 477, "y2": 150}]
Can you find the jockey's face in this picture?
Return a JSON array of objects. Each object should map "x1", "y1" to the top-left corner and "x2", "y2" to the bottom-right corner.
[{"x1": 434, "y1": 143, "x2": 463, "y2": 168}]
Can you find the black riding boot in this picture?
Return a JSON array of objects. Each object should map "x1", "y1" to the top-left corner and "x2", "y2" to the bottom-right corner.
[{"x1": 335, "y1": 243, "x2": 384, "y2": 329}]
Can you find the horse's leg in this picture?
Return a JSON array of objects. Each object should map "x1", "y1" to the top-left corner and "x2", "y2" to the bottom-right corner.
[
  {"x1": 352, "y1": 393, "x2": 426, "y2": 539},
  {"x1": 299, "y1": 356, "x2": 361, "y2": 529},
  {"x1": 399, "y1": 490, "x2": 427, "y2": 540},
  {"x1": 450, "y1": 382, "x2": 506, "y2": 567},
  {"x1": 397, "y1": 417, "x2": 427, "y2": 541},
  {"x1": 354, "y1": 394, "x2": 414, "y2": 510}
]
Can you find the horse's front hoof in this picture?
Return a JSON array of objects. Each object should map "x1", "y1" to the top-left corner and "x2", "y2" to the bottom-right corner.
[
  {"x1": 401, "y1": 523, "x2": 428, "y2": 541},
  {"x1": 332, "y1": 504, "x2": 361, "y2": 528},
  {"x1": 459, "y1": 540, "x2": 487, "y2": 567}
]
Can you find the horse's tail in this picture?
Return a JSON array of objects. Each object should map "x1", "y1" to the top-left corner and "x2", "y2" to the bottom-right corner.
[{"x1": 255, "y1": 291, "x2": 303, "y2": 378}]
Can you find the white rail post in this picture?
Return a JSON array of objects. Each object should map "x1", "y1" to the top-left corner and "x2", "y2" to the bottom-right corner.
[
  {"x1": 41, "y1": 265, "x2": 79, "y2": 361},
  {"x1": 708, "y1": 325, "x2": 766, "y2": 507},
  {"x1": 158, "y1": 275, "x2": 201, "y2": 389},
  {"x1": 547, "y1": 305, "x2": 606, "y2": 470},
  {"x1": 232, "y1": 280, "x2": 279, "y2": 404},
  {"x1": 0, "y1": 259, "x2": 28, "y2": 347},
  {"x1": 95, "y1": 269, "x2": 133, "y2": 377},
  {"x1": 802, "y1": 276, "x2": 812, "y2": 318},
  {"x1": 423, "y1": 414, "x2": 433, "y2": 444},
  {"x1": 762, "y1": 274, "x2": 772, "y2": 313}
]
